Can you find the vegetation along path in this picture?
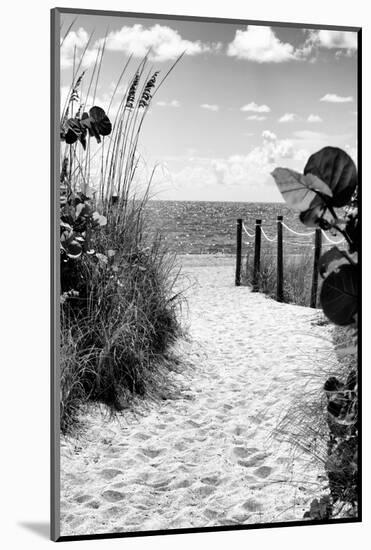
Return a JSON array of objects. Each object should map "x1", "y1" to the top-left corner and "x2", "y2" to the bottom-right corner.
[{"x1": 61, "y1": 255, "x2": 338, "y2": 536}]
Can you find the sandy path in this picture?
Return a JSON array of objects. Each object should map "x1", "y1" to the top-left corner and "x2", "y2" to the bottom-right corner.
[{"x1": 60, "y1": 255, "x2": 336, "y2": 536}]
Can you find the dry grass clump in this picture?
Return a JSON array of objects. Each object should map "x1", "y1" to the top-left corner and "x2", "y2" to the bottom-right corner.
[
  {"x1": 272, "y1": 326, "x2": 358, "y2": 518},
  {"x1": 59, "y1": 30, "x2": 185, "y2": 433},
  {"x1": 242, "y1": 246, "x2": 314, "y2": 306}
]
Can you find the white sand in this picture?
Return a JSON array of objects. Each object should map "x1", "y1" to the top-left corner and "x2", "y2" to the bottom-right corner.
[{"x1": 60, "y1": 255, "x2": 337, "y2": 536}]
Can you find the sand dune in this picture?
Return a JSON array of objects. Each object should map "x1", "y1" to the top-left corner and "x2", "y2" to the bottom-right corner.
[{"x1": 60, "y1": 255, "x2": 337, "y2": 536}]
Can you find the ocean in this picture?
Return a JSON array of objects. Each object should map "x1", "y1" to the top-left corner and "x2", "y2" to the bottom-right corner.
[{"x1": 145, "y1": 200, "x2": 314, "y2": 255}]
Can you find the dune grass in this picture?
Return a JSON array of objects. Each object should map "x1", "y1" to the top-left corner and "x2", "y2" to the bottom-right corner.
[
  {"x1": 242, "y1": 244, "x2": 315, "y2": 306},
  {"x1": 59, "y1": 33, "x2": 184, "y2": 433},
  {"x1": 272, "y1": 317, "x2": 358, "y2": 518}
]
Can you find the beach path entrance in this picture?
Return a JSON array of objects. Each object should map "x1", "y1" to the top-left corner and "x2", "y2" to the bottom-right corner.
[{"x1": 60, "y1": 255, "x2": 337, "y2": 536}]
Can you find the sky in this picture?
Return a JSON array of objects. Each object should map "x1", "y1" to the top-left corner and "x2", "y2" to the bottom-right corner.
[{"x1": 60, "y1": 12, "x2": 358, "y2": 202}]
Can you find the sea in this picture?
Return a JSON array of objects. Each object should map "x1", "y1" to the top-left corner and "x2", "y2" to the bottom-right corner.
[{"x1": 144, "y1": 200, "x2": 314, "y2": 255}]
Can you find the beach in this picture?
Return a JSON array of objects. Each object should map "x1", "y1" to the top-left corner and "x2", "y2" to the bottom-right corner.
[{"x1": 60, "y1": 254, "x2": 337, "y2": 536}]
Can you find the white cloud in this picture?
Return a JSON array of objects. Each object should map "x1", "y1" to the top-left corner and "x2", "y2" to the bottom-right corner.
[
  {"x1": 296, "y1": 30, "x2": 357, "y2": 61},
  {"x1": 102, "y1": 24, "x2": 220, "y2": 62},
  {"x1": 315, "y1": 30, "x2": 357, "y2": 51},
  {"x1": 227, "y1": 25, "x2": 297, "y2": 63},
  {"x1": 246, "y1": 115, "x2": 267, "y2": 121},
  {"x1": 307, "y1": 114, "x2": 323, "y2": 123},
  {"x1": 320, "y1": 93, "x2": 353, "y2": 103},
  {"x1": 241, "y1": 102, "x2": 271, "y2": 113},
  {"x1": 61, "y1": 27, "x2": 90, "y2": 69},
  {"x1": 164, "y1": 131, "x2": 311, "y2": 200},
  {"x1": 200, "y1": 103, "x2": 219, "y2": 112},
  {"x1": 156, "y1": 99, "x2": 180, "y2": 107},
  {"x1": 262, "y1": 130, "x2": 277, "y2": 141},
  {"x1": 278, "y1": 113, "x2": 296, "y2": 123}
]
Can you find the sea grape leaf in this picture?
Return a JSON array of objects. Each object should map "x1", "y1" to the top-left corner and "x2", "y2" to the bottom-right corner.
[
  {"x1": 64, "y1": 118, "x2": 87, "y2": 149},
  {"x1": 62, "y1": 238, "x2": 83, "y2": 259},
  {"x1": 320, "y1": 264, "x2": 357, "y2": 325},
  {"x1": 299, "y1": 198, "x2": 326, "y2": 227},
  {"x1": 304, "y1": 147, "x2": 357, "y2": 207},
  {"x1": 61, "y1": 106, "x2": 111, "y2": 148},
  {"x1": 303, "y1": 173, "x2": 333, "y2": 197},
  {"x1": 75, "y1": 202, "x2": 86, "y2": 218},
  {"x1": 318, "y1": 246, "x2": 348, "y2": 278},
  {"x1": 80, "y1": 107, "x2": 112, "y2": 144},
  {"x1": 271, "y1": 168, "x2": 332, "y2": 211},
  {"x1": 345, "y1": 212, "x2": 359, "y2": 253},
  {"x1": 89, "y1": 106, "x2": 112, "y2": 136},
  {"x1": 60, "y1": 221, "x2": 73, "y2": 242}
]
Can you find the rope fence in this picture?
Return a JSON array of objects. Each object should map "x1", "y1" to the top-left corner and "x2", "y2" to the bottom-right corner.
[{"x1": 235, "y1": 216, "x2": 345, "y2": 308}]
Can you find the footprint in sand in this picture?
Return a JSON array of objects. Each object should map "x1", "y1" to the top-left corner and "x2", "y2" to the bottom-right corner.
[
  {"x1": 151, "y1": 479, "x2": 171, "y2": 490},
  {"x1": 193, "y1": 484, "x2": 216, "y2": 498},
  {"x1": 68, "y1": 516, "x2": 86, "y2": 529},
  {"x1": 85, "y1": 500, "x2": 100, "y2": 509},
  {"x1": 74, "y1": 494, "x2": 92, "y2": 504},
  {"x1": 133, "y1": 432, "x2": 151, "y2": 441},
  {"x1": 174, "y1": 440, "x2": 187, "y2": 452},
  {"x1": 174, "y1": 478, "x2": 193, "y2": 489},
  {"x1": 201, "y1": 475, "x2": 220, "y2": 486},
  {"x1": 238, "y1": 452, "x2": 269, "y2": 468},
  {"x1": 233, "y1": 447, "x2": 259, "y2": 459},
  {"x1": 186, "y1": 419, "x2": 203, "y2": 428},
  {"x1": 204, "y1": 508, "x2": 219, "y2": 520},
  {"x1": 242, "y1": 498, "x2": 263, "y2": 512},
  {"x1": 254, "y1": 466, "x2": 273, "y2": 478},
  {"x1": 140, "y1": 448, "x2": 164, "y2": 459},
  {"x1": 102, "y1": 490, "x2": 124, "y2": 502},
  {"x1": 100, "y1": 468, "x2": 123, "y2": 480}
]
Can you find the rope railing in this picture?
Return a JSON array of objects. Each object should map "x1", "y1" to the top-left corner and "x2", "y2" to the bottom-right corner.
[
  {"x1": 261, "y1": 227, "x2": 277, "y2": 243},
  {"x1": 235, "y1": 215, "x2": 344, "y2": 308},
  {"x1": 280, "y1": 220, "x2": 315, "y2": 237},
  {"x1": 320, "y1": 229, "x2": 345, "y2": 245},
  {"x1": 242, "y1": 223, "x2": 255, "y2": 239},
  {"x1": 246, "y1": 219, "x2": 345, "y2": 247}
]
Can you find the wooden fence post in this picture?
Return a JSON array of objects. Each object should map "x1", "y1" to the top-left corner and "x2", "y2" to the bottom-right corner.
[
  {"x1": 276, "y1": 215, "x2": 284, "y2": 302},
  {"x1": 310, "y1": 228, "x2": 322, "y2": 308},
  {"x1": 235, "y1": 218, "x2": 242, "y2": 286},
  {"x1": 252, "y1": 219, "x2": 262, "y2": 292}
]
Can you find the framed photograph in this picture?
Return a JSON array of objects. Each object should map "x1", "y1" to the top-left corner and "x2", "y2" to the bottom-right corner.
[{"x1": 51, "y1": 6, "x2": 361, "y2": 542}]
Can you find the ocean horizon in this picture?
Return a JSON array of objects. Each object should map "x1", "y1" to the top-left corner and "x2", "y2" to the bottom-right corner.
[{"x1": 145, "y1": 200, "x2": 308, "y2": 255}]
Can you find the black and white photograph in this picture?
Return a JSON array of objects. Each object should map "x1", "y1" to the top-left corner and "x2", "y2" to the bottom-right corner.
[{"x1": 52, "y1": 7, "x2": 360, "y2": 541}]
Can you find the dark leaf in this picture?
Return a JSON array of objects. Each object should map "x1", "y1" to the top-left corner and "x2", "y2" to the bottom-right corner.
[
  {"x1": 64, "y1": 118, "x2": 87, "y2": 149},
  {"x1": 299, "y1": 199, "x2": 326, "y2": 227},
  {"x1": 300, "y1": 202, "x2": 336, "y2": 228},
  {"x1": 62, "y1": 238, "x2": 83, "y2": 259},
  {"x1": 304, "y1": 147, "x2": 357, "y2": 207},
  {"x1": 345, "y1": 213, "x2": 359, "y2": 253},
  {"x1": 89, "y1": 106, "x2": 112, "y2": 136},
  {"x1": 318, "y1": 246, "x2": 348, "y2": 278},
  {"x1": 320, "y1": 264, "x2": 357, "y2": 325}
]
